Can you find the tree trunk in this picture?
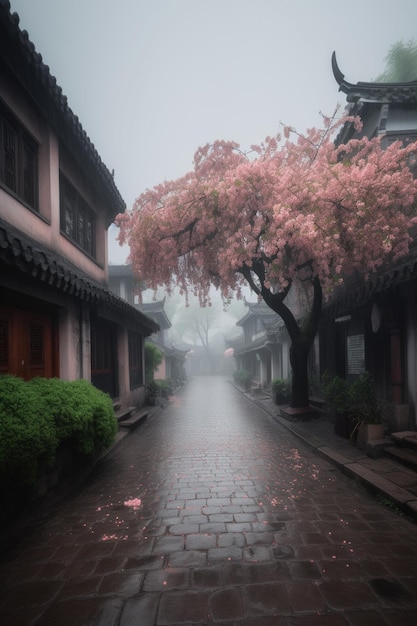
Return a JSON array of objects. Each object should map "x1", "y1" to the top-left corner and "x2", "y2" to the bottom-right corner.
[
  {"x1": 289, "y1": 340, "x2": 310, "y2": 408},
  {"x1": 261, "y1": 276, "x2": 322, "y2": 410}
]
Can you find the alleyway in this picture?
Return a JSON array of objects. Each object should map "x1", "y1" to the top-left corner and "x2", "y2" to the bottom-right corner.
[{"x1": 1, "y1": 376, "x2": 417, "y2": 625}]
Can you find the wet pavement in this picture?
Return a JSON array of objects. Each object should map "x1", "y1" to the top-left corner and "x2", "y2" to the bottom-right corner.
[
  {"x1": 1, "y1": 375, "x2": 417, "y2": 625},
  {"x1": 257, "y1": 395, "x2": 417, "y2": 523}
]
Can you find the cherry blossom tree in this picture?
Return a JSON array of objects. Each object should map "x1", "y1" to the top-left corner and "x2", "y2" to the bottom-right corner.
[{"x1": 116, "y1": 112, "x2": 417, "y2": 408}]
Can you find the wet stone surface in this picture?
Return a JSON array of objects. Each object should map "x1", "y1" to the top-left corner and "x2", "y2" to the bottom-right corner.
[{"x1": 1, "y1": 375, "x2": 417, "y2": 625}]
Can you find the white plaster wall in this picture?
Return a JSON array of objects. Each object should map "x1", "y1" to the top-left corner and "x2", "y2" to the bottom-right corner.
[
  {"x1": 58, "y1": 304, "x2": 79, "y2": 381},
  {"x1": 270, "y1": 344, "x2": 282, "y2": 380}
]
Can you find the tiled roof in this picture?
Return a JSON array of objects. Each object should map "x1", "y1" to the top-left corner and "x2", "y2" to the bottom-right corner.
[
  {"x1": 324, "y1": 238, "x2": 417, "y2": 318},
  {"x1": 236, "y1": 300, "x2": 277, "y2": 326},
  {"x1": 108, "y1": 264, "x2": 134, "y2": 277},
  {"x1": 0, "y1": 0, "x2": 125, "y2": 220},
  {"x1": 332, "y1": 51, "x2": 417, "y2": 103},
  {"x1": 137, "y1": 301, "x2": 172, "y2": 329},
  {"x1": 0, "y1": 218, "x2": 159, "y2": 334}
]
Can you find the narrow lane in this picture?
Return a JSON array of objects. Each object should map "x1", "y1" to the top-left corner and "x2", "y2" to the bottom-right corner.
[{"x1": 1, "y1": 376, "x2": 417, "y2": 625}]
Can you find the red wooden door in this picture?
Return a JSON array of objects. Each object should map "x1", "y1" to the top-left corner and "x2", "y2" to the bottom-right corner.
[{"x1": 0, "y1": 306, "x2": 57, "y2": 380}]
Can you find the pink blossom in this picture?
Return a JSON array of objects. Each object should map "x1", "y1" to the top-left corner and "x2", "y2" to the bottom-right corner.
[
  {"x1": 124, "y1": 498, "x2": 142, "y2": 511},
  {"x1": 115, "y1": 109, "x2": 417, "y2": 406}
]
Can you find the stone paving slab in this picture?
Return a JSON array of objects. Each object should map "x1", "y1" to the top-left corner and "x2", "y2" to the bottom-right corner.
[
  {"x1": 1, "y1": 377, "x2": 417, "y2": 625},
  {"x1": 257, "y1": 396, "x2": 417, "y2": 522}
]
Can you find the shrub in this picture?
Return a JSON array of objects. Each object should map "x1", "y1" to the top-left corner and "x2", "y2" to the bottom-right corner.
[
  {"x1": 322, "y1": 372, "x2": 351, "y2": 416},
  {"x1": 146, "y1": 379, "x2": 173, "y2": 399},
  {"x1": 56, "y1": 379, "x2": 117, "y2": 455},
  {"x1": 145, "y1": 343, "x2": 163, "y2": 384},
  {"x1": 323, "y1": 371, "x2": 382, "y2": 424},
  {"x1": 0, "y1": 375, "x2": 57, "y2": 485},
  {"x1": 271, "y1": 379, "x2": 291, "y2": 396},
  {"x1": 0, "y1": 375, "x2": 117, "y2": 487},
  {"x1": 350, "y1": 371, "x2": 381, "y2": 424},
  {"x1": 155, "y1": 380, "x2": 173, "y2": 397},
  {"x1": 233, "y1": 370, "x2": 251, "y2": 389}
]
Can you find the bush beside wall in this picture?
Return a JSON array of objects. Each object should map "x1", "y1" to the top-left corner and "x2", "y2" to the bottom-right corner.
[{"x1": 0, "y1": 375, "x2": 117, "y2": 524}]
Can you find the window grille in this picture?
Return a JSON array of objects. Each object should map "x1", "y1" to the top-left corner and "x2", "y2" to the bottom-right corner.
[
  {"x1": 60, "y1": 174, "x2": 96, "y2": 257},
  {"x1": 0, "y1": 103, "x2": 38, "y2": 210}
]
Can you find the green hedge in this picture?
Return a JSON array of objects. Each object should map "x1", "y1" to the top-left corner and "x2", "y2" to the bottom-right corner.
[{"x1": 0, "y1": 375, "x2": 117, "y2": 486}]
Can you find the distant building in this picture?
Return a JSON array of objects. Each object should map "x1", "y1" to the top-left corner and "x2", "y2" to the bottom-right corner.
[
  {"x1": 108, "y1": 266, "x2": 188, "y2": 385},
  {"x1": 229, "y1": 295, "x2": 300, "y2": 388}
]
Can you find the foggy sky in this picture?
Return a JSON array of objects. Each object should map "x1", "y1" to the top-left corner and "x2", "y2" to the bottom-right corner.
[{"x1": 9, "y1": 0, "x2": 417, "y2": 263}]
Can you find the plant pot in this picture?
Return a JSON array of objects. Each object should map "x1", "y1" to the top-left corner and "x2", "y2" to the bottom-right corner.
[
  {"x1": 356, "y1": 422, "x2": 385, "y2": 449},
  {"x1": 274, "y1": 392, "x2": 290, "y2": 405}
]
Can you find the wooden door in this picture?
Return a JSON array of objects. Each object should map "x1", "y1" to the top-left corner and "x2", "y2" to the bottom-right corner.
[{"x1": 0, "y1": 306, "x2": 57, "y2": 380}]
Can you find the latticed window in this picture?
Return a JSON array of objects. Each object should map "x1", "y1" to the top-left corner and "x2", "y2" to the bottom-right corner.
[
  {"x1": 128, "y1": 330, "x2": 143, "y2": 390},
  {"x1": 0, "y1": 103, "x2": 38, "y2": 210},
  {"x1": 60, "y1": 174, "x2": 96, "y2": 257}
]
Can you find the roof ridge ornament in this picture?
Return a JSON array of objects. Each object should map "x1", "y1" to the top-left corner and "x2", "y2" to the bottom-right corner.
[{"x1": 331, "y1": 51, "x2": 346, "y2": 89}]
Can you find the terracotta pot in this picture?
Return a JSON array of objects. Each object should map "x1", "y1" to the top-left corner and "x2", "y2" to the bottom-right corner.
[
  {"x1": 274, "y1": 392, "x2": 291, "y2": 405},
  {"x1": 356, "y1": 422, "x2": 385, "y2": 448}
]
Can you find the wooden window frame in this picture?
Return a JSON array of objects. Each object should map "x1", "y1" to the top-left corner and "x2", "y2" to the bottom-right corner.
[
  {"x1": 0, "y1": 102, "x2": 39, "y2": 211},
  {"x1": 59, "y1": 173, "x2": 96, "y2": 258}
]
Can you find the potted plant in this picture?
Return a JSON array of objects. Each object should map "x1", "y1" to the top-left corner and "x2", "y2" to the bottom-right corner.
[
  {"x1": 323, "y1": 372, "x2": 355, "y2": 438},
  {"x1": 350, "y1": 372, "x2": 384, "y2": 447},
  {"x1": 233, "y1": 370, "x2": 251, "y2": 391},
  {"x1": 271, "y1": 379, "x2": 291, "y2": 405},
  {"x1": 145, "y1": 380, "x2": 160, "y2": 405}
]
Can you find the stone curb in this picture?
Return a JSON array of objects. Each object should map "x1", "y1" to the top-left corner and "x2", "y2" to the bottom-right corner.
[{"x1": 240, "y1": 387, "x2": 417, "y2": 523}]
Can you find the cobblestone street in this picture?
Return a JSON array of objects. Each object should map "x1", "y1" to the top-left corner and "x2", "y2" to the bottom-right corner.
[{"x1": 1, "y1": 376, "x2": 417, "y2": 625}]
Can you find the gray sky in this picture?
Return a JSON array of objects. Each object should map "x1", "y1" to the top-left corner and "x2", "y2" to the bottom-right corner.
[{"x1": 9, "y1": 0, "x2": 417, "y2": 263}]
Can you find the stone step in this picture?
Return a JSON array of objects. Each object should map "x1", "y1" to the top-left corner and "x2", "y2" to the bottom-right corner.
[
  {"x1": 280, "y1": 405, "x2": 319, "y2": 421},
  {"x1": 115, "y1": 406, "x2": 136, "y2": 423},
  {"x1": 384, "y1": 445, "x2": 417, "y2": 472},
  {"x1": 391, "y1": 430, "x2": 417, "y2": 452},
  {"x1": 118, "y1": 408, "x2": 148, "y2": 429}
]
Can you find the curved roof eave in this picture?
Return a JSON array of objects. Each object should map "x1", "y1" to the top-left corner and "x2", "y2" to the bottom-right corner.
[
  {"x1": 332, "y1": 51, "x2": 417, "y2": 103},
  {"x1": 0, "y1": 218, "x2": 158, "y2": 335}
]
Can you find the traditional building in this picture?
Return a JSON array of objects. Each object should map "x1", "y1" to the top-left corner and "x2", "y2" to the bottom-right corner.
[
  {"x1": 0, "y1": 1, "x2": 158, "y2": 410},
  {"x1": 230, "y1": 300, "x2": 292, "y2": 388},
  {"x1": 137, "y1": 300, "x2": 188, "y2": 385},
  {"x1": 320, "y1": 53, "x2": 417, "y2": 427},
  {"x1": 108, "y1": 266, "x2": 188, "y2": 386}
]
